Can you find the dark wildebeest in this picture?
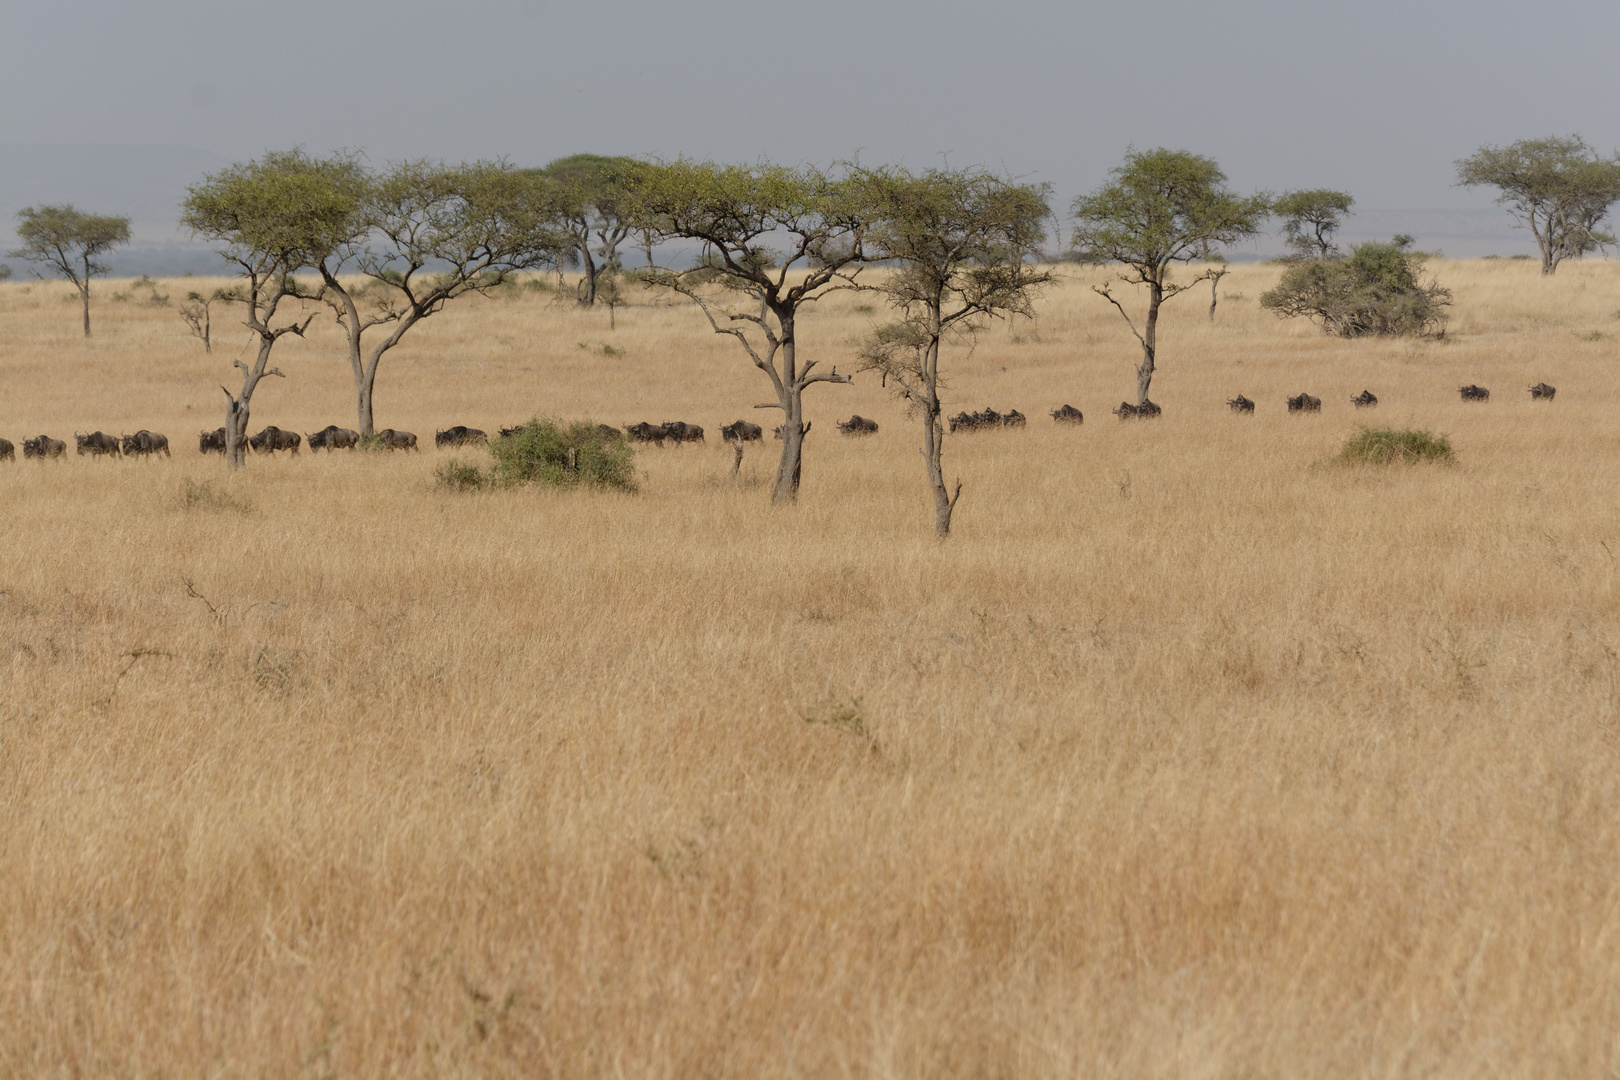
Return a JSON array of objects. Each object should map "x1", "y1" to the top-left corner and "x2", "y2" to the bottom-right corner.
[
  {"x1": 1351, "y1": 390, "x2": 1378, "y2": 408},
  {"x1": 24, "y1": 436, "x2": 66, "y2": 459},
  {"x1": 1459, "y1": 384, "x2": 1490, "y2": 402},
  {"x1": 375, "y1": 429, "x2": 418, "y2": 451},
  {"x1": 628, "y1": 422, "x2": 669, "y2": 446},
  {"x1": 837, "y1": 415, "x2": 879, "y2": 435},
  {"x1": 249, "y1": 426, "x2": 301, "y2": 454},
  {"x1": 1002, "y1": 409, "x2": 1027, "y2": 427},
  {"x1": 1113, "y1": 401, "x2": 1139, "y2": 420},
  {"x1": 498, "y1": 426, "x2": 523, "y2": 439},
  {"x1": 76, "y1": 431, "x2": 121, "y2": 457},
  {"x1": 437, "y1": 426, "x2": 489, "y2": 448},
  {"x1": 308, "y1": 425, "x2": 360, "y2": 451},
  {"x1": 720, "y1": 420, "x2": 764, "y2": 442},
  {"x1": 662, "y1": 421, "x2": 705, "y2": 444},
  {"x1": 1136, "y1": 400, "x2": 1162, "y2": 418},
  {"x1": 1227, "y1": 395, "x2": 1256, "y2": 414},
  {"x1": 1051, "y1": 405, "x2": 1084, "y2": 424},
  {"x1": 0, "y1": 438, "x2": 13, "y2": 461},
  {"x1": 1529, "y1": 382, "x2": 1556, "y2": 400},
  {"x1": 199, "y1": 428, "x2": 227, "y2": 454},
  {"x1": 121, "y1": 430, "x2": 171, "y2": 457},
  {"x1": 1287, "y1": 393, "x2": 1322, "y2": 413}
]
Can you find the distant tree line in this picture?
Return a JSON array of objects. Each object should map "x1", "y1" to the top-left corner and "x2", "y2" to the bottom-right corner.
[{"x1": 9, "y1": 134, "x2": 1620, "y2": 535}]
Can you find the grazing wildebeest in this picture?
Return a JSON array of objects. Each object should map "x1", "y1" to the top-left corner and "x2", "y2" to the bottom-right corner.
[
  {"x1": 1287, "y1": 393, "x2": 1322, "y2": 413},
  {"x1": 1529, "y1": 382, "x2": 1556, "y2": 400},
  {"x1": 199, "y1": 428, "x2": 227, "y2": 454},
  {"x1": 437, "y1": 426, "x2": 489, "y2": 448},
  {"x1": 1351, "y1": 390, "x2": 1378, "y2": 408},
  {"x1": 1459, "y1": 384, "x2": 1490, "y2": 402},
  {"x1": 307, "y1": 425, "x2": 360, "y2": 451},
  {"x1": 24, "y1": 436, "x2": 66, "y2": 459},
  {"x1": 837, "y1": 415, "x2": 879, "y2": 435},
  {"x1": 375, "y1": 429, "x2": 418, "y2": 451},
  {"x1": 249, "y1": 426, "x2": 301, "y2": 454},
  {"x1": 720, "y1": 420, "x2": 764, "y2": 442},
  {"x1": 1227, "y1": 395, "x2": 1256, "y2": 414},
  {"x1": 628, "y1": 422, "x2": 669, "y2": 446},
  {"x1": 0, "y1": 438, "x2": 13, "y2": 461},
  {"x1": 1051, "y1": 404, "x2": 1084, "y2": 424},
  {"x1": 76, "y1": 431, "x2": 121, "y2": 457},
  {"x1": 1113, "y1": 401, "x2": 1139, "y2": 420},
  {"x1": 121, "y1": 430, "x2": 171, "y2": 457}
]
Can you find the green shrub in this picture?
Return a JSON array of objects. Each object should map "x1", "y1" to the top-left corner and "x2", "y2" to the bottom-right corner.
[
  {"x1": 490, "y1": 417, "x2": 637, "y2": 491},
  {"x1": 1336, "y1": 427, "x2": 1454, "y2": 466},
  {"x1": 434, "y1": 459, "x2": 486, "y2": 490},
  {"x1": 1261, "y1": 235, "x2": 1451, "y2": 337}
]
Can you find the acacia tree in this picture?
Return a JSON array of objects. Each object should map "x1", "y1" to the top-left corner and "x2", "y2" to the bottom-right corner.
[
  {"x1": 853, "y1": 167, "x2": 1051, "y2": 538},
  {"x1": 1275, "y1": 189, "x2": 1354, "y2": 259},
  {"x1": 10, "y1": 204, "x2": 131, "y2": 336},
  {"x1": 309, "y1": 158, "x2": 558, "y2": 435},
  {"x1": 181, "y1": 152, "x2": 350, "y2": 468},
  {"x1": 537, "y1": 154, "x2": 637, "y2": 307},
  {"x1": 632, "y1": 159, "x2": 866, "y2": 503},
  {"x1": 1456, "y1": 136, "x2": 1620, "y2": 275},
  {"x1": 1072, "y1": 149, "x2": 1269, "y2": 405}
]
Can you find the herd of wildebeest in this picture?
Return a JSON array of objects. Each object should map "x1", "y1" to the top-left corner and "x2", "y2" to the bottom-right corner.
[{"x1": 0, "y1": 382, "x2": 1559, "y2": 462}]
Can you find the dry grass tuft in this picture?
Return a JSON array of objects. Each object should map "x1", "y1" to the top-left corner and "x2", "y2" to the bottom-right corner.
[{"x1": 3, "y1": 261, "x2": 1620, "y2": 1076}]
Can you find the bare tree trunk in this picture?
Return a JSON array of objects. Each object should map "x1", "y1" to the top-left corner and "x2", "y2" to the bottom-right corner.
[
  {"x1": 773, "y1": 398, "x2": 806, "y2": 503},
  {"x1": 1138, "y1": 284, "x2": 1162, "y2": 404},
  {"x1": 225, "y1": 400, "x2": 249, "y2": 469},
  {"x1": 577, "y1": 243, "x2": 598, "y2": 306},
  {"x1": 358, "y1": 377, "x2": 375, "y2": 436},
  {"x1": 80, "y1": 255, "x2": 91, "y2": 337}
]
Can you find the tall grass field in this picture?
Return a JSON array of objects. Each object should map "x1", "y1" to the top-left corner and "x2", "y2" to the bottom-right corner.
[{"x1": 2, "y1": 259, "x2": 1618, "y2": 1077}]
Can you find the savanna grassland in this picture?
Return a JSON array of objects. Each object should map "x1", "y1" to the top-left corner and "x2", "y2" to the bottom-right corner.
[{"x1": 3, "y1": 259, "x2": 1620, "y2": 1078}]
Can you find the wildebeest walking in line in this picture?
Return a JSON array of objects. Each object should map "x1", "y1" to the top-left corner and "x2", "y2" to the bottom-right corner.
[
  {"x1": 0, "y1": 438, "x2": 13, "y2": 461},
  {"x1": 628, "y1": 422, "x2": 669, "y2": 446},
  {"x1": 1529, "y1": 382, "x2": 1556, "y2": 400},
  {"x1": 1287, "y1": 393, "x2": 1322, "y2": 413},
  {"x1": 1114, "y1": 400, "x2": 1162, "y2": 419},
  {"x1": 436, "y1": 426, "x2": 488, "y2": 448},
  {"x1": 1351, "y1": 390, "x2": 1378, "y2": 408},
  {"x1": 308, "y1": 425, "x2": 360, "y2": 451},
  {"x1": 24, "y1": 436, "x2": 66, "y2": 459},
  {"x1": 375, "y1": 429, "x2": 418, "y2": 451},
  {"x1": 199, "y1": 428, "x2": 227, "y2": 454},
  {"x1": 76, "y1": 431, "x2": 121, "y2": 457},
  {"x1": 721, "y1": 420, "x2": 763, "y2": 442},
  {"x1": 1227, "y1": 395, "x2": 1255, "y2": 414},
  {"x1": 249, "y1": 426, "x2": 301, "y2": 454},
  {"x1": 837, "y1": 415, "x2": 879, "y2": 435},
  {"x1": 1459, "y1": 384, "x2": 1490, "y2": 402},
  {"x1": 663, "y1": 421, "x2": 705, "y2": 444},
  {"x1": 950, "y1": 408, "x2": 1026, "y2": 431},
  {"x1": 1050, "y1": 405, "x2": 1084, "y2": 424},
  {"x1": 121, "y1": 430, "x2": 170, "y2": 457}
]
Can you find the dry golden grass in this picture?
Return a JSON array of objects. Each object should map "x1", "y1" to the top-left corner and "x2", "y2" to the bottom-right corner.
[{"x1": 3, "y1": 260, "x2": 1620, "y2": 1077}]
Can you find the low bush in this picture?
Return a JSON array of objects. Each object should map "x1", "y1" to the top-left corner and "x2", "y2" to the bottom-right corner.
[
  {"x1": 1261, "y1": 235, "x2": 1451, "y2": 337},
  {"x1": 438, "y1": 417, "x2": 637, "y2": 492},
  {"x1": 1336, "y1": 426, "x2": 1454, "y2": 466},
  {"x1": 492, "y1": 417, "x2": 636, "y2": 490}
]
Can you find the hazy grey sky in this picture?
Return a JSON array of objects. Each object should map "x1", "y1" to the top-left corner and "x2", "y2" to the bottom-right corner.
[{"x1": 4, "y1": 0, "x2": 1620, "y2": 258}]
